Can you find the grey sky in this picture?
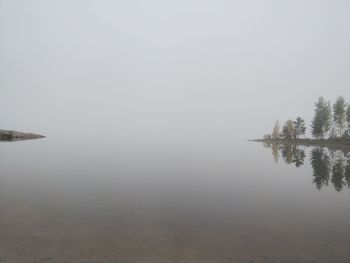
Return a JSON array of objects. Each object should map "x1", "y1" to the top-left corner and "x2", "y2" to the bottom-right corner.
[{"x1": 1, "y1": 0, "x2": 349, "y2": 140}]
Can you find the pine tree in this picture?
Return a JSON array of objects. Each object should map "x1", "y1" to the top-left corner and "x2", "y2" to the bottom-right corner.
[
  {"x1": 346, "y1": 105, "x2": 350, "y2": 134},
  {"x1": 333, "y1": 96, "x2": 347, "y2": 136},
  {"x1": 322, "y1": 101, "x2": 332, "y2": 136},
  {"x1": 311, "y1": 97, "x2": 331, "y2": 139},
  {"x1": 293, "y1": 117, "x2": 306, "y2": 139}
]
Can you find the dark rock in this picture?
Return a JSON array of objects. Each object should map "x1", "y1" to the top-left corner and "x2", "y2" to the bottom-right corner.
[{"x1": 0, "y1": 130, "x2": 45, "y2": 141}]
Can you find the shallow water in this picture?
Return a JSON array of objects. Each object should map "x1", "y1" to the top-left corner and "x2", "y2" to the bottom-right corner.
[{"x1": 0, "y1": 138, "x2": 349, "y2": 263}]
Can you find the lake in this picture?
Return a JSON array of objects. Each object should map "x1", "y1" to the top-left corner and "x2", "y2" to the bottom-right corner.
[{"x1": 0, "y1": 137, "x2": 349, "y2": 263}]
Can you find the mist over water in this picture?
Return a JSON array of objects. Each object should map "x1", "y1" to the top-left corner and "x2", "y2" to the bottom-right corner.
[{"x1": 1, "y1": 137, "x2": 349, "y2": 262}]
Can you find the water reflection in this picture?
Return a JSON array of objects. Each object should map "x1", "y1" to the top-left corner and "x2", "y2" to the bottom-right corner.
[{"x1": 263, "y1": 142, "x2": 350, "y2": 192}]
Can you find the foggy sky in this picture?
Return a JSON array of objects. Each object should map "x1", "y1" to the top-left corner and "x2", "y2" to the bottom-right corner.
[{"x1": 1, "y1": 0, "x2": 349, "y2": 140}]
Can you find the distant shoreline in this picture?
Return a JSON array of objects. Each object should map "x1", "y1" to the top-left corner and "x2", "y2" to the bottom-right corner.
[
  {"x1": 249, "y1": 138, "x2": 350, "y2": 149},
  {"x1": 0, "y1": 130, "x2": 45, "y2": 141}
]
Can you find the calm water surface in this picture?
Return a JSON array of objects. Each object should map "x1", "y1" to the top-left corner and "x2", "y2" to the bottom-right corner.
[{"x1": 0, "y1": 137, "x2": 349, "y2": 263}]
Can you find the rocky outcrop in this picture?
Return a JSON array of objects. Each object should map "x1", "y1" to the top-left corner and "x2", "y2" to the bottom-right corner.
[{"x1": 0, "y1": 130, "x2": 45, "y2": 141}]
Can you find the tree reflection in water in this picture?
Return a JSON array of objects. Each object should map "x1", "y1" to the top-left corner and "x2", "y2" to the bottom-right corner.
[
  {"x1": 263, "y1": 142, "x2": 350, "y2": 192},
  {"x1": 310, "y1": 148, "x2": 331, "y2": 190}
]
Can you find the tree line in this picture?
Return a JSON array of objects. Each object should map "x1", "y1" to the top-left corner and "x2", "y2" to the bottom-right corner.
[{"x1": 265, "y1": 96, "x2": 350, "y2": 140}]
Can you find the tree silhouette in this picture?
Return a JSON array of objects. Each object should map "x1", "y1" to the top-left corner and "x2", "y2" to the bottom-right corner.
[
  {"x1": 333, "y1": 96, "x2": 347, "y2": 136},
  {"x1": 281, "y1": 120, "x2": 295, "y2": 140},
  {"x1": 311, "y1": 97, "x2": 331, "y2": 139},
  {"x1": 293, "y1": 117, "x2": 306, "y2": 139},
  {"x1": 272, "y1": 121, "x2": 280, "y2": 140}
]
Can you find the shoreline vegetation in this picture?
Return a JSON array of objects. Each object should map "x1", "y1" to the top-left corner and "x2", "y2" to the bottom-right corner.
[
  {"x1": 250, "y1": 138, "x2": 350, "y2": 152},
  {"x1": 0, "y1": 129, "x2": 45, "y2": 141},
  {"x1": 254, "y1": 96, "x2": 350, "y2": 149}
]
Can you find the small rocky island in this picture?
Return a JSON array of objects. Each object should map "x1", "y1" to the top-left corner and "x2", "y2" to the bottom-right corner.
[{"x1": 0, "y1": 130, "x2": 45, "y2": 141}]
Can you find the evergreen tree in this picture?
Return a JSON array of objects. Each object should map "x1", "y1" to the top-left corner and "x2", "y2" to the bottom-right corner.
[
  {"x1": 311, "y1": 97, "x2": 331, "y2": 139},
  {"x1": 333, "y1": 96, "x2": 347, "y2": 136},
  {"x1": 311, "y1": 114, "x2": 323, "y2": 139},
  {"x1": 346, "y1": 105, "x2": 350, "y2": 134},
  {"x1": 293, "y1": 117, "x2": 306, "y2": 139},
  {"x1": 322, "y1": 101, "x2": 332, "y2": 136}
]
